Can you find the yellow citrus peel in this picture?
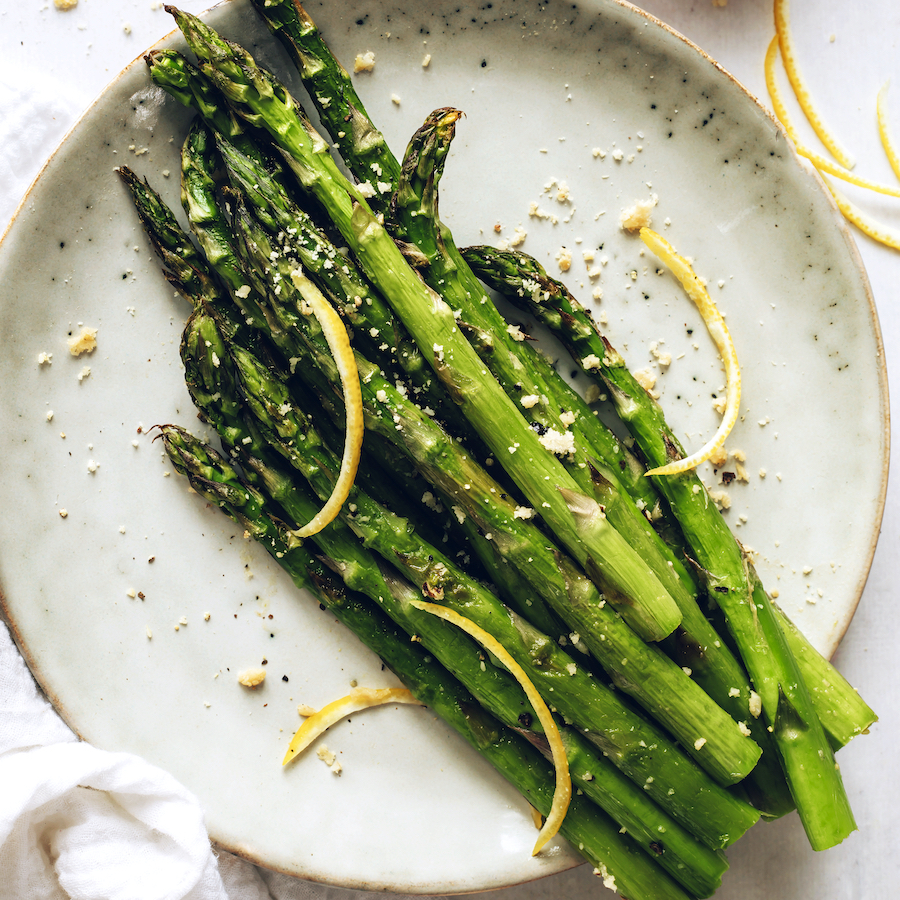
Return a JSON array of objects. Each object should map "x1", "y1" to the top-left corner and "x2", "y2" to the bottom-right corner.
[
  {"x1": 876, "y1": 81, "x2": 900, "y2": 183},
  {"x1": 410, "y1": 599, "x2": 571, "y2": 856},
  {"x1": 283, "y1": 687, "x2": 423, "y2": 766},
  {"x1": 822, "y1": 178, "x2": 900, "y2": 251},
  {"x1": 289, "y1": 270, "x2": 363, "y2": 537},
  {"x1": 773, "y1": 0, "x2": 855, "y2": 169},
  {"x1": 638, "y1": 228, "x2": 741, "y2": 477},
  {"x1": 764, "y1": 39, "x2": 900, "y2": 197}
]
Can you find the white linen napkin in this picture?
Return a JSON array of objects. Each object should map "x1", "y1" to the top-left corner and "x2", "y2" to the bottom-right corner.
[{"x1": 0, "y1": 622, "x2": 230, "y2": 900}]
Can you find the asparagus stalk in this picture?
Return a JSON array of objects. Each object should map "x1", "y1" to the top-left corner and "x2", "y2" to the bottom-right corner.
[
  {"x1": 165, "y1": 9, "x2": 675, "y2": 637},
  {"x1": 167, "y1": 6, "x2": 684, "y2": 644},
  {"x1": 174, "y1": 248, "x2": 757, "y2": 848},
  {"x1": 120, "y1": 156, "x2": 757, "y2": 851},
  {"x1": 246, "y1": 0, "x2": 401, "y2": 218},
  {"x1": 227, "y1": 192, "x2": 765, "y2": 786},
  {"x1": 176, "y1": 257, "x2": 732, "y2": 887},
  {"x1": 157, "y1": 424, "x2": 701, "y2": 900},
  {"x1": 145, "y1": 49, "x2": 259, "y2": 156},
  {"x1": 463, "y1": 245, "x2": 866, "y2": 849},
  {"x1": 177, "y1": 286, "x2": 755, "y2": 854},
  {"x1": 124, "y1": 103, "x2": 781, "y2": 814},
  {"x1": 248, "y1": 6, "x2": 677, "y2": 541}
]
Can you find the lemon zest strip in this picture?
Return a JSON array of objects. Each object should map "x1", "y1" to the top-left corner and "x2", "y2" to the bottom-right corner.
[
  {"x1": 289, "y1": 270, "x2": 363, "y2": 537},
  {"x1": 876, "y1": 82, "x2": 900, "y2": 183},
  {"x1": 765, "y1": 39, "x2": 900, "y2": 197},
  {"x1": 283, "y1": 687, "x2": 423, "y2": 766},
  {"x1": 410, "y1": 599, "x2": 571, "y2": 856},
  {"x1": 773, "y1": 0, "x2": 855, "y2": 169},
  {"x1": 764, "y1": 35, "x2": 802, "y2": 141},
  {"x1": 639, "y1": 228, "x2": 741, "y2": 477},
  {"x1": 822, "y1": 177, "x2": 900, "y2": 251}
]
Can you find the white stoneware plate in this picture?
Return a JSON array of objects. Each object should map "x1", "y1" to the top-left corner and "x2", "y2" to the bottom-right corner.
[{"x1": 0, "y1": 0, "x2": 888, "y2": 893}]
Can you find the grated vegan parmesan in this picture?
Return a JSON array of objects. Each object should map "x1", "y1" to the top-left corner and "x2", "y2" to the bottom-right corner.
[
  {"x1": 69, "y1": 327, "x2": 98, "y2": 356},
  {"x1": 353, "y1": 51, "x2": 376, "y2": 73},
  {"x1": 619, "y1": 195, "x2": 658, "y2": 232},
  {"x1": 238, "y1": 667, "x2": 267, "y2": 688},
  {"x1": 316, "y1": 744, "x2": 343, "y2": 775},
  {"x1": 538, "y1": 428, "x2": 576, "y2": 457}
]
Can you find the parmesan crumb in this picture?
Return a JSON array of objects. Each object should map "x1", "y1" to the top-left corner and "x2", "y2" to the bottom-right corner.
[
  {"x1": 37, "y1": 352, "x2": 53, "y2": 366},
  {"x1": 708, "y1": 488, "x2": 731, "y2": 510},
  {"x1": 738, "y1": 721, "x2": 752, "y2": 737},
  {"x1": 513, "y1": 506, "x2": 535, "y2": 520},
  {"x1": 297, "y1": 704, "x2": 317, "y2": 717},
  {"x1": 538, "y1": 428, "x2": 576, "y2": 457},
  {"x1": 58, "y1": 509, "x2": 68, "y2": 519},
  {"x1": 391, "y1": 93, "x2": 401, "y2": 105},
  {"x1": 708, "y1": 446, "x2": 728, "y2": 468},
  {"x1": 520, "y1": 394, "x2": 540, "y2": 409},
  {"x1": 555, "y1": 247, "x2": 573, "y2": 272},
  {"x1": 78, "y1": 366, "x2": 91, "y2": 382},
  {"x1": 238, "y1": 668, "x2": 267, "y2": 688},
  {"x1": 594, "y1": 864, "x2": 617, "y2": 892},
  {"x1": 68, "y1": 327, "x2": 97, "y2": 357},
  {"x1": 54, "y1": 0, "x2": 78, "y2": 9},
  {"x1": 648, "y1": 340, "x2": 671, "y2": 367},
  {"x1": 619, "y1": 195, "x2": 658, "y2": 232},
  {"x1": 749, "y1": 691, "x2": 762, "y2": 718},
  {"x1": 422, "y1": 53, "x2": 432, "y2": 68},
  {"x1": 633, "y1": 368, "x2": 658, "y2": 398},
  {"x1": 316, "y1": 745, "x2": 336, "y2": 765},
  {"x1": 694, "y1": 737, "x2": 707, "y2": 750},
  {"x1": 353, "y1": 51, "x2": 376, "y2": 73}
]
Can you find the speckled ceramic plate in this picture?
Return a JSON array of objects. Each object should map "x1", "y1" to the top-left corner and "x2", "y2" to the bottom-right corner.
[{"x1": 0, "y1": 0, "x2": 889, "y2": 893}]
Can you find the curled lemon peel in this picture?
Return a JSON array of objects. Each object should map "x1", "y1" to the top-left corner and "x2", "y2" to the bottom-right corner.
[
  {"x1": 764, "y1": 35, "x2": 801, "y2": 142},
  {"x1": 773, "y1": 0, "x2": 855, "y2": 170},
  {"x1": 289, "y1": 270, "x2": 363, "y2": 537},
  {"x1": 638, "y1": 228, "x2": 741, "y2": 477},
  {"x1": 765, "y1": 39, "x2": 900, "y2": 197},
  {"x1": 283, "y1": 687, "x2": 423, "y2": 766},
  {"x1": 822, "y1": 178, "x2": 900, "y2": 251},
  {"x1": 410, "y1": 599, "x2": 571, "y2": 856},
  {"x1": 876, "y1": 82, "x2": 900, "y2": 183}
]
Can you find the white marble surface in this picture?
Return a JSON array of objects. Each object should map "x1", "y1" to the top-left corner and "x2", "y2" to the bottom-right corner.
[{"x1": 0, "y1": 1, "x2": 896, "y2": 898}]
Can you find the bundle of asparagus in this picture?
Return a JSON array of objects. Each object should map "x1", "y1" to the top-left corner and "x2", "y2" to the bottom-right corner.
[{"x1": 119, "y1": 3, "x2": 876, "y2": 896}]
